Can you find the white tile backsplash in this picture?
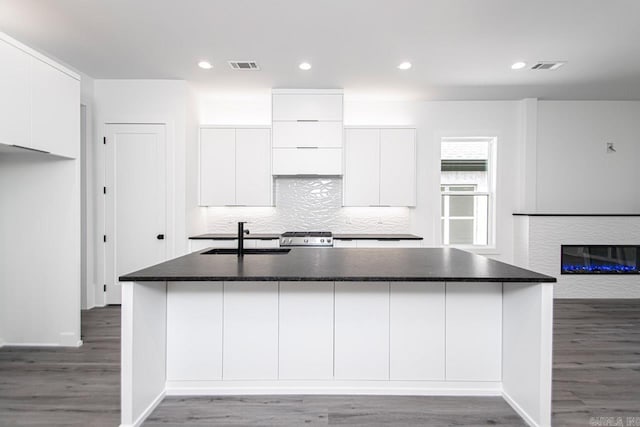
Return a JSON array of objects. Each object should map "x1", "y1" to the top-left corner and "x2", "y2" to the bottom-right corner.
[{"x1": 204, "y1": 177, "x2": 411, "y2": 233}]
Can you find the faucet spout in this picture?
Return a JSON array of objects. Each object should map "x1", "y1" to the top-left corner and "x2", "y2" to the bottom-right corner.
[{"x1": 237, "y1": 222, "x2": 250, "y2": 257}]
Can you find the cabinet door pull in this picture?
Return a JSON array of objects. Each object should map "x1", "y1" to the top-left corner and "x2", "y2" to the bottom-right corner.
[
  {"x1": 296, "y1": 146, "x2": 319, "y2": 149},
  {"x1": 296, "y1": 119, "x2": 319, "y2": 122}
]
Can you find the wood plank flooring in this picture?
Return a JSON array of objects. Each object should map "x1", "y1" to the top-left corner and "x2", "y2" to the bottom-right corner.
[{"x1": 0, "y1": 300, "x2": 638, "y2": 426}]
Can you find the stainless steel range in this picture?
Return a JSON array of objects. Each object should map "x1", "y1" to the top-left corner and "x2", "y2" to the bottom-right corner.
[{"x1": 280, "y1": 231, "x2": 333, "y2": 247}]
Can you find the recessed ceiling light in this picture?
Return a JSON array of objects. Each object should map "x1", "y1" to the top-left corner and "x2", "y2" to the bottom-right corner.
[
  {"x1": 397, "y1": 62, "x2": 412, "y2": 70},
  {"x1": 299, "y1": 62, "x2": 312, "y2": 71},
  {"x1": 511, "y1": 61, "x2": 527, "y2": 70},
  {"x1": 198, "y1": 61, "x2": 213, "y2": 70}
]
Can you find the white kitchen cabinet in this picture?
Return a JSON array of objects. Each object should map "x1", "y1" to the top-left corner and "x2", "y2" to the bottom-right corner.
[
  {"x1": 343, "y1": 128, "x2": 416, "y2": 207},
  {"x1": 272, "y1": 93, "x2": 343, "y2": 121},
  {"x1": 200, "y1": 128, "x2": 235, "y2": 206},
  {"x1": 235, "y1": 128, "x2": 272, "y2": 205},
  {"x1": 279, "y1": 282, "x2": 334, "y2": 380},
  {"x1": 0, "y1": 38, "x2": 30, "y2": 148},
  {"x1": 333, "y1": 240, "x2": 358, "y2": 248},
  {"x1": 272, "y1": 148, "x2": 342, "y2": 175},
  {"x1": 271, "y1": 90, "x2": 343, "y2": 175},
  {"x1": 334, "y1": 281, "x2": 390, "y2": 380},
  {"x1": 254, "y1": 239, "x2": 280, "y2": 248},
  {"x1": 30, "y1": 57, "x2": 80, "y2": 158},
  {"x1": 390, "y1": 282, "x2": 445, "y2": 380},
  {"x1": 223, "y1": 281, "x2": 279, "y2": 380},
  {"x1": 355, "y1": 239, "x2": 421, "y2": 248},
  {"x1": 380, "y1": 129, "x2": 416, "y2": 206},
  {"x1": 333, "y1": 239, "x2": 421, "y2": 248},
  {"x1": 445, "y1": 282, "x2": 502, "y2": 381},
  {"x1": 343, "y1": 129, "x2": 380, "y2": 206},
  {"x1": 199, "y1": 127, "x2": 272, "y2": 206},
  {"x1": 166, "y1": 282, "x2": 223, "y2": 381},
  {"x1": 272, "y1": 121, "x2": 342, "y2": 148},
  {"x1": 0, "y1": 33, "x2": 80, "y2": 158}
]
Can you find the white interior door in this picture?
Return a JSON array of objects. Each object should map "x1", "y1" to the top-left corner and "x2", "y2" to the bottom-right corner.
[{"x1": 105, "y1": 124, "x2": 166, "y2": 304}]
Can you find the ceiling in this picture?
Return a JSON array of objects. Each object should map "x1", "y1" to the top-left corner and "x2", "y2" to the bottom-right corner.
[{"x1": 1, "y1": 0, "x2": 639, "y2": 100}]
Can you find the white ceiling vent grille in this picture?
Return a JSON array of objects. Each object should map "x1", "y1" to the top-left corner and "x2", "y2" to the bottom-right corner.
[
  {"x1": 228, "y1": 61, "x2": 260, "y2": 70},
  {"x1": 531, "y1": 61, "x2": 566, "y2": 70}
]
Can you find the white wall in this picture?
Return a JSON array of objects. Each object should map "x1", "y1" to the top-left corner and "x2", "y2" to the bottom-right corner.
[
  {"x1": 0, "y1": 152, "x2": 81, "y2": 346},
  {"x1": 93, "y1": 79, "x2": 188, "y2": 306},
  {"x1": 536, "y1": 101, "x2": 640, "y2": 213}
]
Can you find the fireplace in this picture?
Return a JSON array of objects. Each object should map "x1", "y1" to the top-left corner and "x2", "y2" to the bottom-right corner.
[{"x1": 561, "y1": 245, "x2": 639, "y2": 274}]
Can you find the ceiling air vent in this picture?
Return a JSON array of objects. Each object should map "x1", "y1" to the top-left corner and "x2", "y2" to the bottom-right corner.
[
  {"x1": 531, "y1": 61, "x2": 566, "y2": 70},
  {"x1": 228, "y1": 61, "x2": 260, "y2": 70}
]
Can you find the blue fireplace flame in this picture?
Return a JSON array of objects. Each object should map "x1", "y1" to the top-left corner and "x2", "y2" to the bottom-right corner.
[{"x1": 562, "y1": 264, "x2": 637, "y2": 273}]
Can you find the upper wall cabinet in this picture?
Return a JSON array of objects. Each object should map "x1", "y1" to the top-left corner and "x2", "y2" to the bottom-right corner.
[
  {"x1": 272, "y1": 90, "x2": 344, "y2": 175},
  {"x1": 0, "y1": 38, "x2": 31, "y2": 148},
  {"x1": 199, "y1": 127, "x2": 272, "y2": 206},
  {"x1": 344, "y1": 127, "x2": 416, "y2": 207},
  {"x1": 31, "y1": 57, "x2": 80, "y2": 158},
  {"x1": 272, "y1": 93, "x2": 343, "y2": 121},
  {"x1": 0, "y1": 33, "x2": 80, "y2": 158}
]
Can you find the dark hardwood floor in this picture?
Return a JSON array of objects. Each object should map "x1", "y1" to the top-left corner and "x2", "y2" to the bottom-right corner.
[{"x1": 0, "y1": 300, "x2": 638, "y2": 426}]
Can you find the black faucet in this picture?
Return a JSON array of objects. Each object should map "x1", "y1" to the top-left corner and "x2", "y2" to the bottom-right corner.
[{"x1": 237, "y1": 221, "x2": 250, "y2": 257}]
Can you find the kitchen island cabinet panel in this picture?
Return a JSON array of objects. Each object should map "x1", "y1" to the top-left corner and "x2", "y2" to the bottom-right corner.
[
  {"x1": 445, "y1": 282, "x2": 502, "y2": 381},
  {"x1": 390, "y1": 282, "x2": 445, "y2": 380},
  {"x1": 223, "y1": 282, "x2": 279, "y2": 380},
  {"x1": 166, "y1": 282, "x2": 223, "y2": 381},
  {"x1": 279, "y1": 282, "x2": 334, "y2": 380},
  {"x1": 334, "y1": 281, "x2": 390, "y2": 380}
]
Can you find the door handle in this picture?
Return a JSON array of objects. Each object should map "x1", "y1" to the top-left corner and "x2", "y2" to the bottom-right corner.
[{"x1": 157, "y1": 234, "x2": 165, "y2": 240}]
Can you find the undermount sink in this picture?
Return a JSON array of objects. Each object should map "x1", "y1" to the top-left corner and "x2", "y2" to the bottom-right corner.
[{"x1": 202, "y1": 248, "x2": 291, "y2": 255}]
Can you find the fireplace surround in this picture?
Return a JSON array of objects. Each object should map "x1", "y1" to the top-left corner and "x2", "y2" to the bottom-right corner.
[{"x1": 561, "y1": 245, "x2": 639, "y2": 274}]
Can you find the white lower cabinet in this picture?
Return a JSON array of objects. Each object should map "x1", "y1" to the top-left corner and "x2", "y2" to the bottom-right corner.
[
  {"x1": 334, "y1": 282, "x2": 390, "y2": 380},
  {"x1": 445, "y1": 282, "x2": 502, "y2": 381},
  {"x1": 390, "y1": 282, "x2": 445, "y2": 380},
  {"x1": 355, "y1": 240, "x2": 421, "y2": 248},
  {"x1": 333, "y1": 239, "x2": 421, "y2": 248},
  {"x1": 254, "y1": 239, "x2": 280, "y2": 249},
  {"x1": 223, "y1": 281, "x2": 279, "y2": 380},
  {"x1": 278, "y1": 282, "x2": 334, "y2": 380},
  {"x1": 167, "y1": 282, "x2": 223, "y2": 381}
]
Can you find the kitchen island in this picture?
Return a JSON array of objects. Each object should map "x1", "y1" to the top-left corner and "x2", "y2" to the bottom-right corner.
[{"x1": 119, "y1": 248, "x2": 555, "y2": 427}]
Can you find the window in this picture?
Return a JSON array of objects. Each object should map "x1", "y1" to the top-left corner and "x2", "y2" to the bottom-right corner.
[{"x1": 440, "y1": 138, "x2": 495, "y2": 246}]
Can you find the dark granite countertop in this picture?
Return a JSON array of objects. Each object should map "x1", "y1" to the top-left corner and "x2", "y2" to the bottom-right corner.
[
  {"x1": 190, "y1": 233, "x2": 281, "y2": 240},
  {"x1": 120, "y1": 248, "x2": 555, "y2": 283},
  {"x1": 333, "y1": 234, "x2": 423, "y2": 240}
]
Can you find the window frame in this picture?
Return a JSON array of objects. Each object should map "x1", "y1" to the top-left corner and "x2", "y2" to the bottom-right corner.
[{"x1": 439, "y1": 137, "x2": 497, "y2": 249}]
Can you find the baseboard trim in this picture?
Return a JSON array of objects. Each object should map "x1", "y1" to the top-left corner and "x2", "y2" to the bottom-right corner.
[
  {"x1": 165, "y1": 380, "x2": 503, "y2": 396},
  {"x1": 0, "y1": 341, "x2": 82, "y2": 348},
  {"x1": 502, "y1": 390, "x2": 543, "y2": 427},
  {"x1": 120, "y1": 389, "x2": 165, "y2": 427}
]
